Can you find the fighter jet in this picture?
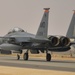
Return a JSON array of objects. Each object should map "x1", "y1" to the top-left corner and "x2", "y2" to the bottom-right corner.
[{"x1": 0, "y1": 8, "x2": 72, "y2": 61}]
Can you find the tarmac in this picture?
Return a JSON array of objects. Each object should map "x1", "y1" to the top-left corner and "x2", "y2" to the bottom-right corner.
[{"x1": 0, "y1": 55, "x2": 75, "y2": 72}]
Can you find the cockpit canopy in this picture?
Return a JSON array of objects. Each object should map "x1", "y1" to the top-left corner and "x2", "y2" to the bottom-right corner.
[{"x1": 8, "y1": 27, "x2": 25, "y2": 34}]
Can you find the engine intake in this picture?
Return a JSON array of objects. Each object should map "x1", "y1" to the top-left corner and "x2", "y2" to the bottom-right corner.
[
  {"x1": 8, "y1": 38, "x2": 16, "y2": 44},
  {"x1": 48, "y1": 36, "x2": 59, "y2": 46}
]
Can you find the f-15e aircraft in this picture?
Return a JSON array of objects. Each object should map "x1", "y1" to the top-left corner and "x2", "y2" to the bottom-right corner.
[{"x1": 0, "y1": 8, "x2": 73, "y2": 61}]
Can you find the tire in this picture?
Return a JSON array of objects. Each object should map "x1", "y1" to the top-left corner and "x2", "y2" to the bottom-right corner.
[
  {"x1": 23, "y1": 53, "x2": 28, "y2": 60},
  {"x1": 46, "y1": 53, "x2": 51, "y2": 61},
  {"x1": 17, "y1": 54, "x2": 20, "y2": 60}
]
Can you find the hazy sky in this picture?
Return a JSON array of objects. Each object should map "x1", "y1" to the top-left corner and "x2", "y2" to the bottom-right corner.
[{"x1": 0, "y1": 0, "x2": 75, "y2": 36}]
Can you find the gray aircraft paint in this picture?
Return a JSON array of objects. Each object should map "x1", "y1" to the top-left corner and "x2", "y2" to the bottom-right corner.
[
  {"x1": 0, "y1": 8, "x2": 72, "y2": 54},
  {"x1": 0, "y1": 43, "x2": 22, "y2": 50},
  {"x1": 0, "y1": 8, "x2": 50, "y2": 51},
  {"x1": 66, "y1": 11, "x2": 75, "y2": 38},
  {"x1": 36, "y1": 8, "x2": 50, "y2": 38}
]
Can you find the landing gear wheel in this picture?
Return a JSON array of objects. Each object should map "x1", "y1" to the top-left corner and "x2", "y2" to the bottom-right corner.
[
  {"x1": 23, "y1": 53, "x2": 29, "y2": 60},
  {"x1": 17, "y1": 54, "x2": 20, "y2": 60},
  {"x1": 46, "y1": 53, "x2": 51, "y2": 61}
]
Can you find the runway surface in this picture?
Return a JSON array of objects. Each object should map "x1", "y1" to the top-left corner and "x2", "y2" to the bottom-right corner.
[{"x1": 0, "y1": 55, "x2": 75, "y2": 72}]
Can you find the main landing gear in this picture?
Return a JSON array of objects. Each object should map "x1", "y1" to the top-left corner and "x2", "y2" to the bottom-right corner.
[
  {"x1": 46, "y1": 50, "x2": 51, "y2": 61},
  {"x1": 17, "y1": 49, "x2": 51, "y2": 61}
]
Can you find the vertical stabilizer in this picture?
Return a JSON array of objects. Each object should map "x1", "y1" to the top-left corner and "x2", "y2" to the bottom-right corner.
[
  {"x1": 36, "y1": 8, "x2": 50, "y2": 38},
  {"x1": 66, "y1": 11, "x2": 75, "y2": 38}
]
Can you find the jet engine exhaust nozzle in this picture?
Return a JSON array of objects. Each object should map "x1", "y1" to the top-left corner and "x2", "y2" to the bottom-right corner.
[
  {"x1": 48, "y1": 36, "x2": 59, "y2": 46},
  {"x1": 60, "y1": 37, "x2": 70, "y2": 46}
]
